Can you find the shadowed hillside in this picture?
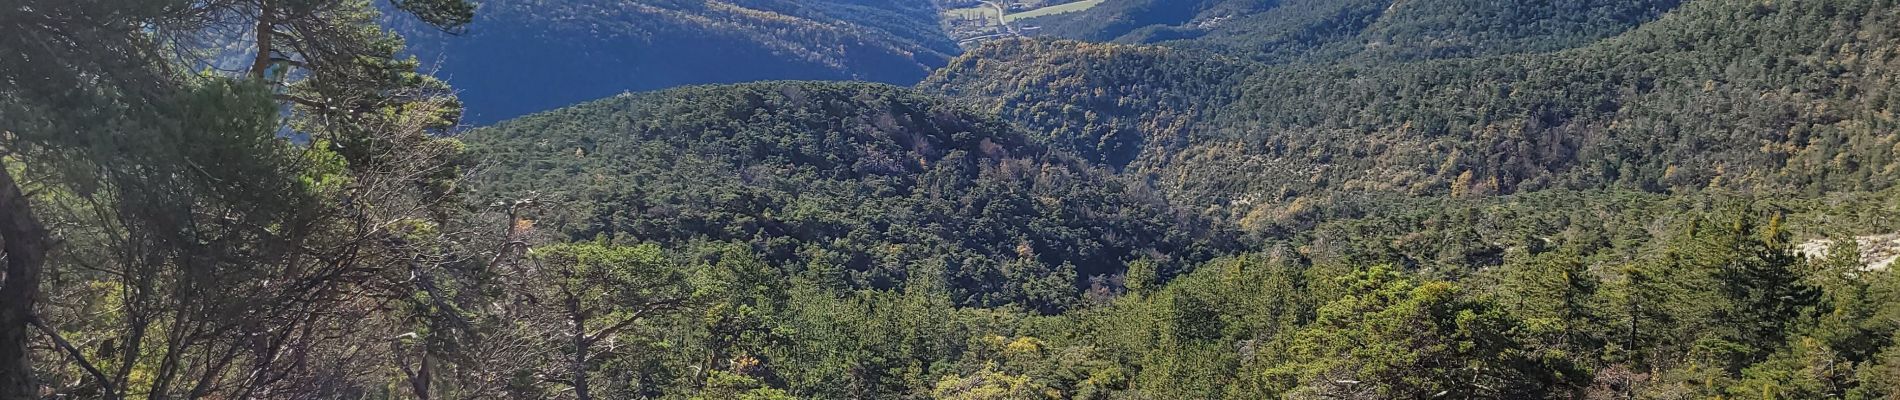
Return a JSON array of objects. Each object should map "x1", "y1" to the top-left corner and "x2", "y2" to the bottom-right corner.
[{"x1": 399, "y1": 0, "x2": 959, "y2": 124}]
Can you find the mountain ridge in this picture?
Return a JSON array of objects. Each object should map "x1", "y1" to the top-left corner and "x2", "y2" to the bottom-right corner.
[
  {"x1": 397, "y1": 0, "x2": 959, "y2": 124},
  {"x1": 930, "y1": 0, "x2": 1900, "y2": 232}
]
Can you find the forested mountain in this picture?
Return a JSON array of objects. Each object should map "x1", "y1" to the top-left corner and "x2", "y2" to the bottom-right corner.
[
  {"x1": 922, "y1": 40, "x2": 1257, "y2": 170},
  {"x1": 937, "y1": 0, "x2": 1900, "y2": 231},
  {"x1": 463, "y1": 82, "x2": 1229, "y2": 313},
  {"x1": 1022, "y1": 0, "x2": 1683, "y2": 63},
  {"x1": 1017, "y1": 0, "x2": 1272, "y2": 43},
  {"x1": 12, "y1": 0, "x2": 1900, "y2": 398},
  {"x1": 397, "y1": 0, "x2": 958, "y2": 123}
]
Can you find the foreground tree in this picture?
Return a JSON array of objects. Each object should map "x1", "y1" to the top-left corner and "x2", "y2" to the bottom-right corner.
[
  {"x1": 0, "y1": 1, "x2": 185, "y2": 395},
  {"x1": 513, "y1": 242, "x2": 690, "y2": 400},
  {"x1": 0, "y1": 0, "x2": 476, "y2": 397},
  {"x1": 1262, "y1": 266, "x2": 1580, "y2": 398}
]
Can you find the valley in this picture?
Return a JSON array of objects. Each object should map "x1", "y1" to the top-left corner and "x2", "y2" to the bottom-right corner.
[
  {"x1": 941, "y1": 0, "x2": 1109, "y2": 47},
  {"x1": 6, "y1": 0, "x2": 1900, "y2": 399}
]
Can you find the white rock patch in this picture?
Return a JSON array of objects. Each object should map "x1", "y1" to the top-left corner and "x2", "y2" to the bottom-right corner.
[{"x1": 1797, "y1": 233, "x2": 1900, "y2": 271}]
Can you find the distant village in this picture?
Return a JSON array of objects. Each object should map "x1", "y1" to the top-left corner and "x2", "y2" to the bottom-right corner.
[{"x1": 940, "y1": 0, "x2": 1090, "y2": 47}]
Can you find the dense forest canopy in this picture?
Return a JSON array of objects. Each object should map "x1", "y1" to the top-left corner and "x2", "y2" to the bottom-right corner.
[
  {"x1": 462, "y1": 82, "x2": 1229, "y2": 313},
  {"x1": 1018, "y1": 0, "x2": 1685, "y2": 63},
  {"x1": 933, "y1": 0, "x2": 1900, "y2": 233},
  {"x1": 5, "y1": 0, "x2": 1900, "y2": 398}
]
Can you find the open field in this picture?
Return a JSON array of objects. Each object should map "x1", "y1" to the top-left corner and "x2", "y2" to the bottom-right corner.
[
  {"x1": 945, "y1": 6, "x2": 1000, "y2": 22},
  {"x1": 1004, "y1": 0, "x2": 1105, "y2": 22}
]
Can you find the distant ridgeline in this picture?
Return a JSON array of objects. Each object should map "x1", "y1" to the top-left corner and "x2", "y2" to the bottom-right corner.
[
  {"x1": 1017, "y1": 0, "x2": 1685, "y2": 63},
  {"x1": 932, "y1": 0, "x2": 1900, "y2": 233},
  {"x1": 397, "y1": 0, "x2": 958, "y2": 124}
]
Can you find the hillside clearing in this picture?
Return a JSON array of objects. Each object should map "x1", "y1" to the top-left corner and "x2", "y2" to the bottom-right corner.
[{"x1": 1005, "y1": 0, "x2": 1105, "y2": 22}]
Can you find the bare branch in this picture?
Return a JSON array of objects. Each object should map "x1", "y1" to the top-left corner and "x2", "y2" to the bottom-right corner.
[
  {"x1": 30, "y1": 315, "x2": 120, "y2": 400},
  {"x1": 581, "y1": 298, "x2": 687, "y2": 346}
]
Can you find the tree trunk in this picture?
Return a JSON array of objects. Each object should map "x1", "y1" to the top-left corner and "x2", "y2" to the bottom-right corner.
[
  {"x1": 570, "y1": 300, "x2": 591, "y2": 400},
  {"x1": 250, "y1": 0, "x2": 275, "y2": 79},
  {"x1": 414, "y1": 353, "x2": 433, "y2": 400},
  {"x1": 0, "y1": 166, "x2": 50, "y2": 399},
  {"x1": 572, "y1": 340, "x2": 590, "y2": 400}
]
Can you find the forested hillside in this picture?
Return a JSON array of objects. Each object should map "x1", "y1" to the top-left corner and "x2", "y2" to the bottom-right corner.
[
  {"x1": 1022, "y1": 0, "x2": 1683, "y2": 63},
  {"x1": 463, "y1": 82, "x2": 1229, "y2": 313},
  {"x1": 922, "y1": 40, "x2": 1256, "y2": 170},
  {"x1": 903, "y1": 0, "x2": 1900, "y2": 396},
  {"x1": 1016, "y1": 0, "x2": 1271, "y2": 43},
  {"x1": 11, "y1": 0, "x2": 1900, "y2": 398},
  {"x1": 397, "y1": 0, "x2": 958, "y2": 123},
  {"x1": 1186, "y1": 0, "x2": 1900, "y2": 224},
  {"x1": 937, "y1": 0, "x2": 1900, "y2": 231}
]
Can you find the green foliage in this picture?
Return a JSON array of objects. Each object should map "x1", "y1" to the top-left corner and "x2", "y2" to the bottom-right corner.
[
  {"x1": 21, "y1": 0, "x2": 1900, "y2": 398},
  {"x1": 923, "y1": 39, "x2": 1255, "y2": 170},
  {"x1": 532, "y1": 242, "x2": 687, "y2": 312},
  {"x1": 1122, "y1": 258, "x2": 1158, "y2": 295},
  {"x1": 1186, "y1": 0, "x2": 1682, "y2": 63},
  {"x1": 1022, "y1": 0, "x2": 1679, "y2": 64},
  {"x1": 1493, "y1": 247, "x2": 1606, "y2": 367},
  {"x1": 934, "y1": 0, "x2": 1900, "y2": 231},
  {"x1": 1255, "y1": 266, "x2": 1574, "y2": 398},
  {"x1": 1018, "y1": 0, "x2": 1272, "y2": 43},
  {"x1": 389, "y1": 0, "x2": 475, "y2": 28},
  {"x1": 465, "y1": 81, "x2": 1229, "y2": 313}
]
